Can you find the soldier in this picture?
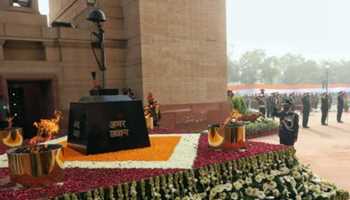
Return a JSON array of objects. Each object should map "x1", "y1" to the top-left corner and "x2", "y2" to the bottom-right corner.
[
  {"x1": 256, "y1": 89, "x2": 266, "y2": 117},
  {"x1": 337, "y1": 91, "x2": 345, "y2": 123},
  {"x1": 288, "y1": 93, "x2": 296, "y2": 111},
  {"x1": 321, "y1": 93, "x2": 329, "y2": 126},
  {"x1": 271, "y1": 93, "x2": 282, "y2": 120},
  {"x1": 302, "y1": 93, "x2": 311, "y2": 128},
  {"x1": 273, "y1": 99, "x2": 299, "y2": 146},
  {"x1": 265, "y1": 94, "x2": 271, "y2": 118},
  {"x1": 270, "y1": 93, "x2": 277, "y2": 119},
  {"x1": 328, "y1": 93, "x2": 333, "y2": 109}
]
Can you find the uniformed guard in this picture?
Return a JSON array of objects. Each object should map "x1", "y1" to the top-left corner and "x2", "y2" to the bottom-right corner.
[
  {"x1": 321, "y1": 93, "x2": 329, "y2": 126},
  {"x1": 272, "y1": 93, "x2": 282, "y2": 120},
  {"x1": 337, "y1": 91, "x2": 345, "y2": 123},
  {"x1": 288, "y1": 93, "x2": 297, "y2": 111},
  {"x1": 266, "y1": 94, "x2": 274, "y2": 118},
  {"x1": 302, "y1": 92, "x2": 311, "y2": 128},
  {"x1": 328, "y1": 93, "x2": 333, "y2": 109},
  {"x1": 273, "y1": 99, "x2": 299, "y2": 146},
  {"x1": 256, "y1": 89, "x2": 266, "y2": 117}
]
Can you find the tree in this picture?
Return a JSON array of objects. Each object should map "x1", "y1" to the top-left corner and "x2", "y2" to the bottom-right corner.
[
  {"x1": 329, "y1": 61, "x2": 350, "y2": 84},
  {"x1": 260, "y1": 56, "x2": 281, "y2": 84},
  {"x1": 227, "y1": 59, "x2": 240, "y2": 83},
  {"x1": 279, "y1": 54, "x2": 306, "y2": 83},
  {"x1": 228, "y1": 50, "x2": 350, "y2": 84},
  {"x1": 238, "y1": 50, "x2": 266, "y2": 84},
  {"x1": 298, "y1": 60, "x2": 322, "y2": 83}
]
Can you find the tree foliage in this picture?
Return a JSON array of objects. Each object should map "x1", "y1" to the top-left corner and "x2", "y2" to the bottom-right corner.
[{"x1": 228, "y1": 49, "x2": 350, "y2": 84}]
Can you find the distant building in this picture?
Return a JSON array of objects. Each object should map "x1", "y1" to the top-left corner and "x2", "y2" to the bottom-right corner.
[{"x1": 0, "y1": 0, "x2": 227, "y2": 136}]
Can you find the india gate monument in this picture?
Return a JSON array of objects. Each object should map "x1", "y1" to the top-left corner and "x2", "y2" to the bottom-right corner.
[{"x1": 0, "y1": 0, "x2": 227, "y2": 137}]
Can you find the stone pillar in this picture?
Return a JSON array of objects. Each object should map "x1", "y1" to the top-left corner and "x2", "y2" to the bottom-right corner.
[
  {"x1": 43, "y1": 41, "x2": 59, "y2": 62},
  {"x1": 0, "y1": 40, "x2": 5, "y2": 60}
]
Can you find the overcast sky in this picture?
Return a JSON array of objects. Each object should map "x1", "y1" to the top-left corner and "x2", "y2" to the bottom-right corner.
[
  {"x1": 39, "y1": 0, "x2": 350, "y2": 61},
  {"x1": 227, "y1": 0, "x2": 350, "y2": 60}
]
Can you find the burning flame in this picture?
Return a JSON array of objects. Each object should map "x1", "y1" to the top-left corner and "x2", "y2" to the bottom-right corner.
[
  {"x1": 223, "y1": 109, "x2": 242, "y2": 125},
  {"x1": 29, "y1": 111, "x2": 63, "y2": 145}
]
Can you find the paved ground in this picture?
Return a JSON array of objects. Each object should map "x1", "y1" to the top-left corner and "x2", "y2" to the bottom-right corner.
[{"x1": 253, "y1": 111, "x2": 350, "y2": 191}]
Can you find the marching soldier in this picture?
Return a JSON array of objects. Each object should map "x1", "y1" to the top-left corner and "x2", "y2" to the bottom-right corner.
[
  {"x1": 302, "y1": 92, "x2": 311, "y2": 128},
  {"x1": 337, "y1": 91, "x2": 345, "y2": 123},
  {"x1": 321, "y1": 93, "x2": 329, "y2": 126},
  {"x1": 273, "y1": 99, "x2": 299, "y2": 146}
]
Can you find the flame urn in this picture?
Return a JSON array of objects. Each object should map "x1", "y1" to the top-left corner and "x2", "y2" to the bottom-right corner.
[{"x1": 7, "y1": 144, "x2": 64, "y2": 186}]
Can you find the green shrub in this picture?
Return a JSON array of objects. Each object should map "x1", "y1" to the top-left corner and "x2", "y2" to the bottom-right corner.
[
  {"x1": 245, "y1": 118, "x2": 279, "y2": 135},
  {"x1": 232, "y1": 96, "x2": 248, "y2": 114}
]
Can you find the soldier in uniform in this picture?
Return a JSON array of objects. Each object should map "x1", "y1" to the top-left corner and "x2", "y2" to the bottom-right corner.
[
  {"x1": 328, "y1": 93, "x2": 333, "y2": 109},
  {"x1": 0, "y1": 95, "x2": 10, "y2": 130},
  {"x1": 273, "y1": 99, "x2": 299, "y2": 146},
  {"x1": 302, "y1": 92, "x2": 311, "y2": 128},
  {"x1": 266, "y1": 94, "x2": 274, "y2": 118},
  {"x1": 288, "y1": 93, "x2": 296, "y2": 111},
  {"x1": 256, "y1": 89, "x2": 266, "y2": 117},
  {"x1": 321, "y1": 93, "x2": 329, "y2": 126},
  {"x1": 337, "y1": 91, "x2": 345, "y2": 123}
]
